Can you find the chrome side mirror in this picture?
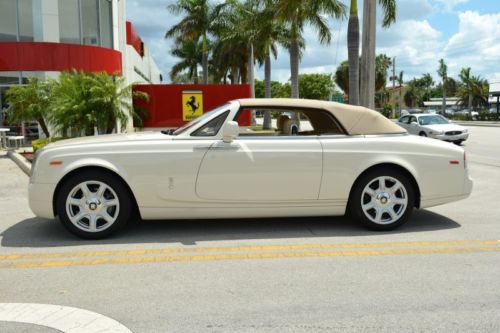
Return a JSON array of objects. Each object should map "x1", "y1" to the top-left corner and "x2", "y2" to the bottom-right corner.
[{"x1": 222, "y1": 121, "x2": 239, "y2": 143}]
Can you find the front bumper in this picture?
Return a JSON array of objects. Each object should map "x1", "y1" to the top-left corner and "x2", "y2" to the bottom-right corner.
[
  {"x1": 433, "y1": 132, "x2": 469, "y2": 142},
  {"x1": 28, "y1": 182, "x2": 56, "y2": 219}
]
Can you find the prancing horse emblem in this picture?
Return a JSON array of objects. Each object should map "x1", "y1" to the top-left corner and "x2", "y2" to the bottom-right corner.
[{"x1": 186, "y1": 96, "x2": 200, "y2": 114}]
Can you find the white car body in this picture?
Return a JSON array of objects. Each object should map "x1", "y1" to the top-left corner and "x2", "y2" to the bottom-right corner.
[
  {"x1": 397, "y1": 114, "x2": 469, "y2": 143},
  {"x1": 29, "y1": 99, "x2": 473, "y2": 236}
]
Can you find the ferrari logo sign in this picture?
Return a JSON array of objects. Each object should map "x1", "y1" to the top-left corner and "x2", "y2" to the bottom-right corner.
[{"x1": 182, "y1": 90, "x2": 203, "y2": 121}]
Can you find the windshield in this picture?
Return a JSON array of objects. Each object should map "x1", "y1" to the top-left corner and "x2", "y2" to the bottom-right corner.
[
  {"x1": 418, "y1": 115, "x2": 449, "y2": 126},
  {"x1": 171, "y1": 103, "x2": 230, "y2": 136}
]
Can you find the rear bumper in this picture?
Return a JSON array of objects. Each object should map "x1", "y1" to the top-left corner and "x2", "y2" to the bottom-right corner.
[
  {"x1": 28, "y1": 182, "x2": 56, "y2": 219},
  {"x1": 420, "y1": 171, "x2": 473, "y2": 209}
]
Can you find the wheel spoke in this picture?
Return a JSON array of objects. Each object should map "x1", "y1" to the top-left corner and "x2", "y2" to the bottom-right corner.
[
  {"x1": 393, "y1": 198, "x2": 407, "y2": 205},
  {"x1": 100, "y1": 211, "x2": 115, "y2": 224},
  {"x1": 363, "y1": 188, "x2": 376, "y2": 198},
  {"x1": 387, "y1": 207, "x2": 398, "y2": 221},
  {"x1": 374, "y1": 208, "x2": 383, "y2": 222},
  {"x1": 68, "y1": 198, "x2": 83, "y2": 207},
  {"x1": 362, "y1": 201, "x2": 375, "y2": 211},
  {"x1": 378, "y1": 177, "x2": 386, "y2": 191},
  {"x1": 80, "y1": 183, "x2": 92, "y2": 199},
  {"x1": 71, "y1": 211, "x2": 86, "y2": 223},
  {"x1": 96, "y1": 184, "x2": 106, "y2": 200},
  {"x1": 88, "y1": 214, "x2": 97, "y2": 232},
  {"x1": 103, "y1": 199, "x2": 118, "y2": 208}
]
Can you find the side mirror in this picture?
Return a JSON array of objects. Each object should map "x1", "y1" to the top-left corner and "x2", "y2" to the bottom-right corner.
[{"x1": 222, "y1": 121, "x2": 239, "y2": 143}]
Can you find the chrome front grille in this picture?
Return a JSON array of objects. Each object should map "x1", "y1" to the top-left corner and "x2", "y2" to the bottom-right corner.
[{"x1": 445, "y1": 131, "x2": 462, "y2": 135}]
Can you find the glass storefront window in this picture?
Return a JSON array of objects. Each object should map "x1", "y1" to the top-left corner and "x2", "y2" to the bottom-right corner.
[
  {"x1": 0, "y1": 72, "x2": 21, "y2": 85},
  {"x1": 81, "y1": 0, "x2": 99, "y2": 45},
  {"x1": 18, "y1": 0, "x2": 34, "y2": 41},
  {"x1": 59, "y1": 0, "x2": 81, "y2": 44},
  {"x1": 99, "y1": 0, "x2": 113, "y2": 48},
  {"x1": 0, "y1": 0, "x2": 19, "y2": 41}
]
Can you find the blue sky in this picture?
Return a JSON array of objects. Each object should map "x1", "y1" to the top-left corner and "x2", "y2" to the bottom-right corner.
[{"x1": 126, "y1": 0, "x2": 500, "y2": 85}]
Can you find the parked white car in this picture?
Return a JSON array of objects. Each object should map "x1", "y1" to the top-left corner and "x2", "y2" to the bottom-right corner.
[
  {"x1": 29, "y1": 99, "x2": 472, "y2": 238},
  {"x1": 397, "y1": 114, "x2": 469, "y2": 145}
]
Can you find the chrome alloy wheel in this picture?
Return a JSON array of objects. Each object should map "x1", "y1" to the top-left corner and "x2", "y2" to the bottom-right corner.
[
  {"x1": 360, "y1": 176, "x2": 408, "y2": 225},
  {"x1": 65, "y1": 181, "x2": 120, "y2": 233}
]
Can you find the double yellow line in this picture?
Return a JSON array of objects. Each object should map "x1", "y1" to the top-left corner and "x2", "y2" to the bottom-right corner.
[{"x1": 1, "y1": 240, "x2": 499, "y2": 269}]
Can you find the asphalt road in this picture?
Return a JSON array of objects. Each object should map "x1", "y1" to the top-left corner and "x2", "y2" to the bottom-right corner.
[{"x1": 1, "y1": 126, "x2": 499, "y2": 332}]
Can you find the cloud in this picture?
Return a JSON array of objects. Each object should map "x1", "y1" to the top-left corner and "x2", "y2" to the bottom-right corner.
[
  {"x1": 433, "y1": 0, "x2": 469, "y2": 12},
  {"x1": 443, "y1": 11, "x2": 500, "y2": 80}
]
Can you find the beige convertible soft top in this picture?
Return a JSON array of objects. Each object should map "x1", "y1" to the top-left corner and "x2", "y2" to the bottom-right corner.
[{"x1": 237, "y1": 98, "x2": 405, "y2": 135}]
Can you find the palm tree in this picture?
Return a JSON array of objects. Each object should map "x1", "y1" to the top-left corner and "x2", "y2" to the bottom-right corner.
[
  {"x1": 5, "y1": 78, "x2": 52, "y2": 137},
  {"x1": 397, "y1": 70, "x2": 404, "y2": 110},
  {"x1": 165, "y1": 0, "x2": 218, "y2": 84},
  {"x1": 169, "y1": 40, "x2": 202, "y2": 83},
  {"x1": 360, "y1": 0, "x2": 396, "y2": 109},
  {"x1": 437, "y1": 59, "x2": 447, "y2": 114},
  {"x1": 347, "y1": 0, "x2": 360, "y2": 105},
  {"x1": 458, "y1": 67, "x2": 489, "y2": 115},
  {"x1": 275, "y1": 0, "x2": 346, "y2": 99}
]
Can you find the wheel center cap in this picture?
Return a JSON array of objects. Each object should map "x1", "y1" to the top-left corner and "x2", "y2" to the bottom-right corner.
[
  {"x1": 376, "y1": 193, "x2": 391, "y2": 205},
  {"x1": 87, "y1": 199, "x2": 101, "y2": 211}
]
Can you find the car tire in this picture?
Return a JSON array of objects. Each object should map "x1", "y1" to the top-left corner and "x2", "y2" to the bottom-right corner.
[
  {"x1": 56, "y1": 170, "x2": 132, "y2": 239},
  {"x1": 419, "y1": 132, "x2": 427, "y2": 137},
  {"x1": 349, "y1": 168, "x2": 415, "y2": 231},
  {"x1": 453, "y1": 140, "x2": 463, "y2": 145}
]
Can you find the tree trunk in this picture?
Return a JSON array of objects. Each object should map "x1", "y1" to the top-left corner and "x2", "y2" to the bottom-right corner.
[
  {"x1": 248, "y1": 43, "x2": 256, "y2": 125},
  {"x1": 347, "y1": 9, "x2": 360, "y2": 105},
  {"x1": 248, "y1": 43, "x2": 255, "y2": 98},
  {"x1": 468, "y1": 93, "x2": 473, "y2": 118},
  {"x1": 263, "y1": 53, "x2": 272, "y2": 130},
  {"x1": 290, "y1": 38, "x2": 300, "y2": 99},
  {"x1": 202, "y1": 51, "x2": 208, "y2": 84},
  {"x1": 360, "y1": 0, "x2": 376, "y2": 109},
  {"x1": 37, "y1": 117, "x2": 50, "y2": 138},
  {"x1": 442, "y1": 79, "x2": 446, "y2": 115}
]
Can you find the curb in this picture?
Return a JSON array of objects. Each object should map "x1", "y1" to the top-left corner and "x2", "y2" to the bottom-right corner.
[
  {"x1": 453, "y1": 122, "x2": 500, "y2": 128},
  {"x1": 6, "y1": 150, "x2": 31, "y2": 176}
]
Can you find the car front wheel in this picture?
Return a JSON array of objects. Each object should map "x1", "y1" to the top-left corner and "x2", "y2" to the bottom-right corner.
[
  {"x1": 56, "y1": 170, "x2": 132, "y2": 239},
  {"x1": 349, "y1": 169, "x2": 415, "y2": 230}
]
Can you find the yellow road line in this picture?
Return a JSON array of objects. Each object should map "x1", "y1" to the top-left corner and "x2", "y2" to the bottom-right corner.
[
  {"x1": 1, "y1": 240, "x2": 499, "y2": 261},
  {"x1": 1, "y1": 246, "x2": 500, "y2": 269}
]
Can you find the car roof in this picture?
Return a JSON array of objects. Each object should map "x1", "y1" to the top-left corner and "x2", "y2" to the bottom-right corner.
[{"x1": 236, "y1": 98, "x2": 406, "y2": 135}]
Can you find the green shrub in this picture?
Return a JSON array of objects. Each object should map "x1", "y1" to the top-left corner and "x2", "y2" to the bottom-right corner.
[{"x1": 32, "y1": 138, "x2": 62, "y2": 152}]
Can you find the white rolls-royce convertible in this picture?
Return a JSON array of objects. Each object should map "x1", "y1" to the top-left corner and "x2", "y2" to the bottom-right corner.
[{"x1": 29, "y1": 99, "x2": 473, "y2": 238}]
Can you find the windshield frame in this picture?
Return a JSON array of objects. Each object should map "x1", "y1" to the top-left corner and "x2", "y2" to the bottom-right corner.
[{"x1": 171, "y1": 103, "x2": 231, "y2": 136}]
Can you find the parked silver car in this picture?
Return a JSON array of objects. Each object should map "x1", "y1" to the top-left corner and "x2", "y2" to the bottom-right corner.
[{"x1": 397, "y1": 114, "x2": 469, "y2": 145}]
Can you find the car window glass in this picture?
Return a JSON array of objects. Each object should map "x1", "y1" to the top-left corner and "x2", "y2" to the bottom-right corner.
[
  {"x1": 191, "y1": 111, "x2": 229, "y2": 137},
  {"x1": 410, "y1": 116, "x2": 417, "y2": 124},
  {"x1": 172, "y1": 103, "x2": 230, "y2": 136},
  {"x1": 399, "y1": 116, "x2": 408, "y2": 124},
  {"x1": 233, "y1": 108, "x2": 343, "y2": 136}
]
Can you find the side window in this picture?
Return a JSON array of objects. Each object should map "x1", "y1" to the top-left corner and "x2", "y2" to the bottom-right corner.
[
  {"x1": 233, "y1": 108, "x2": 343, "y2": 136},
  {"x1": 409, "y1": 116, "x2": 417, "y2": 124},
  {"x1": 191, "y1": 111, "x2": 229, "y2": 137},
  {"x1": 399, "y1": 116, "x2": 409, "y2": 124}
]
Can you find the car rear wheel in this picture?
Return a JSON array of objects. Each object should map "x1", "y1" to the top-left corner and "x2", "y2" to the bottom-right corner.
[
  {"x1": 349, "y1": 169, "x2": 415, "y2": 230},
  {"x1": 419, "y1": 132, "x2": 427, "y2": 137},
  {"x1": 56, "y1": 170, "x2": 132, "y2": 239},
  {"x1": 453, "y1": 140, "x2": 463, "y2": 145}
]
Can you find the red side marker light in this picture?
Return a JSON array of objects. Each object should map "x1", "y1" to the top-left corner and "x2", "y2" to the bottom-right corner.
[
  {"x1": 49, "y1": 161, "x2": 63, "y2": 166},
  {"x1": 449, "y1": 160, "x2": 460, "y2": 165}
]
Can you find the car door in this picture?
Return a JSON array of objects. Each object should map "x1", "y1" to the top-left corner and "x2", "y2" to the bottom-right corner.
[
  {"x1": 407, "y1": 115, "x2": 419, "y2": 134},
  {"x1": 397, "y1": 116, "x2": 410, "y2": 131},
  {"x1": 195, "y1": 137, "x2": 323, "y2": 201}
]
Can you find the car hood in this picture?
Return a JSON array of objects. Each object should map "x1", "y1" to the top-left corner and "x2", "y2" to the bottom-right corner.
[
  {"x1": 46, "y1": 131, "x2": 171, "y2": 149},
  {"x1": 423, "y1": 124, "x2": 466, "y2": 132}
]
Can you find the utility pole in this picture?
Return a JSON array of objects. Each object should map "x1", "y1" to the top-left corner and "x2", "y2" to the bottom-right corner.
[{"x1": 392, "y1": 57, "x2": 396, "y2": 119}]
